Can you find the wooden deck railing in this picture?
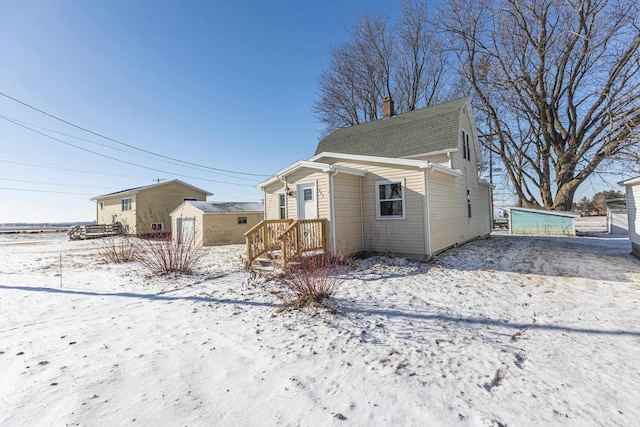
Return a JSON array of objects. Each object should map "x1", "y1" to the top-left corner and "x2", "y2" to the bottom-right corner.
[
  {"x1": 245, "y1": 219, "x2": 326, "y2": 266},
  {"x1": 69, "y1": 222, "x2": 124, "y2": 240}
]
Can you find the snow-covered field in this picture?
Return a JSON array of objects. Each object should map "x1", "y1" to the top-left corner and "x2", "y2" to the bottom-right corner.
[{"x1": 1, "y1": 232, "x2": 639, "y2": 426}]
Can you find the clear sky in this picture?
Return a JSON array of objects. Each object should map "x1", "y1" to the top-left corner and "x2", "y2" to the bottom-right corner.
[{"x1": 0, "y1": 0, "x2": 402, "y2": 223}]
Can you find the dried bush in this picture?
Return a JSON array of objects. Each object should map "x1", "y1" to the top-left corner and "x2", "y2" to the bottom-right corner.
[
  {"x1": 133, "y1": 236, "x2": 203, "y2": 275},
  {"x1": 97, "y1": 236, "x2": 137, "y2": 263},
  {"x1": 274, "y1": 254, "x2": 348, "y2": 310}
]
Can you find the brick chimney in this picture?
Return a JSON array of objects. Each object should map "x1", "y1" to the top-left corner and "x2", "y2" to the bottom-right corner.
[{"x1": 382, "y1": 95, "x2": 394, "y2": 118}]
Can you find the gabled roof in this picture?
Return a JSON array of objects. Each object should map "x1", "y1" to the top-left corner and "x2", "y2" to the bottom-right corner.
[
  {"x1": 314, "y1": 97, "x2": 469, "y2": 158},
  {"x1": 91, "y1": 179, "x2": 212, "y2": 201},
  {"x1": 619, "y1": 176, "x2": 640, "y2": 186},
  {"x1": 181, "y1": 201, "x2": 264, "y2": 214},
  {"x1": 258, "y1": 160, "x2": 367, "y2": 188}
]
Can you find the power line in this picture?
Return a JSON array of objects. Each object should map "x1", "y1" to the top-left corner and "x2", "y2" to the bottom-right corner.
[
  {"x1": 0, "y1": 117, "x2": 259, "y2": 188},
  {"x1": 0, "y1": 115, "x2": 260, "y2": 182},
  {"x1": 0, "y1": 177, "x2": 115, "y2": 189},
  {"x1": 0, "y1": 186, "x2": 95, "y2": 196},
  {"x1": 0, "y1": 90, "x2": 271, "y2": 177},
  {"x1": 0, "y1": 157, "x2": 154, "y2": 180}
]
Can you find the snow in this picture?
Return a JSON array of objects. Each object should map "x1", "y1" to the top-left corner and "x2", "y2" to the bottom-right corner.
[{"x1": 1, "y1": 233, "x2": 639, "y2": 426}]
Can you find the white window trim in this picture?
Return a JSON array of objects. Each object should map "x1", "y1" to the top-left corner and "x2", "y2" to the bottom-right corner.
[
  {"x1": 237, "y1": 216, "x2": 248, "y2": 224},
  {"x1": 375, "y1": 179, "x2": 406, "y2": 220},
  {"x1": 122, "y1": 197, "x2": 132, "y2": 211},
  {"x1": 151, "y1": 222, "x2": 164, "y2": 231}
]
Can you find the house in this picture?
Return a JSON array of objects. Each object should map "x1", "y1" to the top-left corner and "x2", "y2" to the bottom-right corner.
[
  {"x1": 619, "y1": 177, "x2": 640, "y2": 257},
  {"x1": 91, "y1": 179, "x2": 212, "y2": 235},
  {"x1": 507, "y1": 207, "x2": 578, "y2": 236},
  {"x1": 171, "y1": 201, "x2": 264, "y2": 246},
  {"x1": 247, "y1": 97, "x2": 492, "y2": 265},
  {"x1": 605, "y1": 198, "x2": 628, "y2": 235}
]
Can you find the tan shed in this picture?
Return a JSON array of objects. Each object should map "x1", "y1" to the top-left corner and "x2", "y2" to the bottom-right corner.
[{"x1": 171, "y1": 201, "x2": 264, "y2": 246}]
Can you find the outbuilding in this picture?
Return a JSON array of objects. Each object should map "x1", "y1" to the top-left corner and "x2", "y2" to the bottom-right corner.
[
  {"x1": 508, "y1": 207, "x2": 578, "y2": 236},
  {"x1": 619, "y1": 177, "x2": 640, "y2": 257},
  {"x1": 606, "y1": 198, "x2": 628, "y2": 235},
  {"x1": 171, "y1": 201, "x2": 264, "y2": 246}
]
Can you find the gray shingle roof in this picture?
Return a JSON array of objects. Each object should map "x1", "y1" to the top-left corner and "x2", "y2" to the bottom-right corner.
[
  {"x1": 314, "y1": 97, "x2": 468, "y2": 158},
  {"x1": 188, "y1": 201, "x2": 263, "y2": 213},
  {"x1": 91, "y1": 179, "x2": 212, "y2": 200}
]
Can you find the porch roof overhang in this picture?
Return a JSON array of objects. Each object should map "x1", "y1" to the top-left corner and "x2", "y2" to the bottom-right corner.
[
  {"x1": 310, "y1": 152, "x2": 463, "y2": 177},
  {"x1": 257, "y1": 160, "x2": 366, "y2": 188}
]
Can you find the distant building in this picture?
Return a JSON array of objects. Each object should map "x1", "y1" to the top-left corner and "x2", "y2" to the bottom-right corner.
[
  {"x1": 508, "y1": 207, "x2": 578, "y2": 236},
  {"x1": 605, "y1": 198, "x2": 628, "y2": 235},
  {"x1": 619, "y1": 177, "x2": 640, "y2": 257},
  {"x1": 91, "y1": 180, "x2": 211, "y2": 235}
]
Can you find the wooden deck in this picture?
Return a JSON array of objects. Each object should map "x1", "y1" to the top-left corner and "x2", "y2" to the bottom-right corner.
[{"x1": 69, "y1": 223, "x2": 124, "y2": 240}]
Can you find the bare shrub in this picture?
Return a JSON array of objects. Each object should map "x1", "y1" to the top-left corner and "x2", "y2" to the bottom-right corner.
[
  {"x1": 97, "y1": 236, "x2": 136, "y2": 264},
  {"x1": 133, "y1": 236, "x2": 203, "y2": 275},
  {"x1": 273, "y1": 254, "x2": 348, "y2": 310}
]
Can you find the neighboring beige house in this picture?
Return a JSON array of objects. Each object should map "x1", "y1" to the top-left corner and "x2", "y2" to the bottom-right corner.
[
  {"x1": 619, "y1": 177, "x2": 640, "y2": 257},
  {"x1": 91, "y1": 180, "x2": 212, "y2": 235},
  {"x1": 171, "y1": 201, "x2": 264, "y2": 246},
  {"x1": 250, "y1": 97, "x2": 492, "y2": 263}
]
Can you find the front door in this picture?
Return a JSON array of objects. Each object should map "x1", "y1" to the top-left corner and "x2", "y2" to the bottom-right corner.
[{"x1": 296, "y1": 182, "x2": 317, "y2": 219}]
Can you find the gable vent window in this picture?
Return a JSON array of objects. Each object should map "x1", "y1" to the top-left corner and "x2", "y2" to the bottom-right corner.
[{"x1": 462, "y1": 130, "x2": 471, "y2": 161}]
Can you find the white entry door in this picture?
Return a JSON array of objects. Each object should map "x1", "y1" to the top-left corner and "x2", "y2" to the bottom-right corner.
[
  {"x1": 177, "y1": 217, "x2": 195, "y2": 244},
  {"x1": 296, "y1": 182, "x2": 317, "y2": 219}
]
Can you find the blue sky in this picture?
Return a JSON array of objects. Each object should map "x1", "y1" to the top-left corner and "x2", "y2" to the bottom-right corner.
[{"x1": 0, "y1": 0, "x2": 401, "y2": 222}]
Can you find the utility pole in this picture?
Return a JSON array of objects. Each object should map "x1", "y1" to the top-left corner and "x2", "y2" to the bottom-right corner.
[{"x1": 153, "y1": 178, "x2": 166, "y2": 184}]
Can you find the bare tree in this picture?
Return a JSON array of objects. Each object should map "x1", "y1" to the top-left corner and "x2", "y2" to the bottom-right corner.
[
  {"x1": 314, "y1": 1, "x2": 454, "y2": 134},
  {"x1": 441, "y1": 0, "x2": 640, "y2": 210}
]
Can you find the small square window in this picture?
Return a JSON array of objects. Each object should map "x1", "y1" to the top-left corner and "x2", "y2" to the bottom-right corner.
[
  {"x1": 303, "y1": 188, "x2": 313, "y2": 201},
  {"x1": 151, "y1": 222, "x2": 163, "y2": 231},
  {"x1": 238, "y1": 216, "x2": 247, "y2": 225}
]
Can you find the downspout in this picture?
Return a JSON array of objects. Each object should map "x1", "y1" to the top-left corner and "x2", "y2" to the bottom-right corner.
[
  {"x1": 423, "y1": 169, "x2": 432, "y2": 259},
  {"x1": 328, "y1": 170, "x2": 338, "y2": 256}
]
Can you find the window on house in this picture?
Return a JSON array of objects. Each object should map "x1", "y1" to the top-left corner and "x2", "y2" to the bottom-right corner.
[
  {"x1": 99, "y1": 201, "x2": 104, "y2": 210},
  {"x1": 122, "y1": 197, "x2": 131, "y2": 211},
  {"x1": 238, "y1": 216, "x2": 247, "y2": 225},
  {"x1": 303, "y1": 188, "x2": 313, "y2": 201},
  {"x1": 376, "y1": 180, "x2": 405, "y2": 219},
  {"x1": 278, "y1": 194, "x2": 286, "y2": 219},
  {"x1": 467, "y1": 189, "x2": 472, "y2": 218},
  {"x1": 111, "y1": 214, "x2": 117, "y2": 223},
  {"x1": 151, "y1": 222, "x2": 163, "y2": 231},
  {"x1": 123, "y1": 224, "x2": 130, "y2": 233},
  {"x1": 183, "y1": 197, "x2": 198, "y2": 202}
]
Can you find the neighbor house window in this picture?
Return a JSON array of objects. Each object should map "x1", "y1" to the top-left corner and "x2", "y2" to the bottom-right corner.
[
  {"x1": 462, "y1": 130, "x2": 471, "y2": 161},
  {"x1": 278, "y1": 194, "x2": 286, "y2": 219},
  {"x1": 238, "y1": 216, "x2": 247, "y2": 225},
  {"x1": 99, "y1": 201, "x2": 104, "y2": 210},
  {"x1": 467, "y1": 189, "x2": 472, "y2": 218},
  {"x1": 183, "y1": 197, "x2": 198, "y2": 202},
  {"x1": 122, "y1": 197, "x2": 131, "y2": 211},
  {"x1": 151, "y1": 222, "x2": 163, "y2": 231},
  {"x1": 376, "y1": 180, "x2": 405, "y2": 219}
]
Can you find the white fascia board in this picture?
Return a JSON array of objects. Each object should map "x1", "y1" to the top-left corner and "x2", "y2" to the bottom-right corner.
[
  {"x1": 311, "y1": 151, "x2": 431, "y2": 168},
  {"x1": 331, "y1": 165, "x2": 367, "y2": 176},
  {"x1": 402, "y1": 148, "x2": 458, "y2": 159},
  {"x1": 425, "y1": 163, "x2": 463, "y2": 177},
  {"x1": 619, "y1": 176, "x2": 640, "y2": 186},
  {"x1": 258, "y1": 160, "x2": 336, "y2": 189}
]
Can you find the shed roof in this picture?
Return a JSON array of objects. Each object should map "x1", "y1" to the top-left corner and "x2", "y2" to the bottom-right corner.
[
  {"x1": 314, "y1": 97, "x2": 468, "y2": 158},
  {"x1": 507, "y1": 207, "x2": 580, "y2": 218},
  {"x1": 185, "y1": 201, "x2": 264, "y2": 214},
  {"x1": 91, "y1": 179, "x2": 212, "y2": 201}
]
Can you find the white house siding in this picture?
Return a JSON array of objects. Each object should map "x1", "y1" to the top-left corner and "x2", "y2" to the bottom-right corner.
[
  {"x1": 332, "y1": 172, "x2": 363, "y2": 256},
  {"x1": 323, "y1": 158, "x2": 427, "y2": 258},
  {"x1": 626, "y1": 183, "x2": 640, "y2": 256}
]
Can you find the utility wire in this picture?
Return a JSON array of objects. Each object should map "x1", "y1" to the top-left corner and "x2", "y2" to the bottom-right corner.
[
  {"x1": 0, "y1": 177, "x2": 115, "y2": 189},
  {"x1": 0, "y1": 116, "x2": 259, "y2": 188},
  {"x1": 0, "y1": 90, "x2": 271, "y2": 177},
  {"x1": 0, "y1": 115, "x2": 260, "y2": 182},
  {"x1": 0, "y1": 186, "x2": 95, "y2": 196},
  {"x1": 0, "y1": 157, "x2": 154, "y2": 180}
]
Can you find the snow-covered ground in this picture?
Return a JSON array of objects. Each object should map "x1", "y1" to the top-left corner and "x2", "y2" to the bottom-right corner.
[{"x1": 1, "y1": 232, "x2": 639, "y2": 426}]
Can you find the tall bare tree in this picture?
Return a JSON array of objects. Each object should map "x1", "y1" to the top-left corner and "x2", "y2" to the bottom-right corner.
[
  {"x1": 314, "y1": 1, "x2": 454, "y2": 134},
  {"x1": 441, "y1": 0, "x2": 640, "y2": 210}
]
